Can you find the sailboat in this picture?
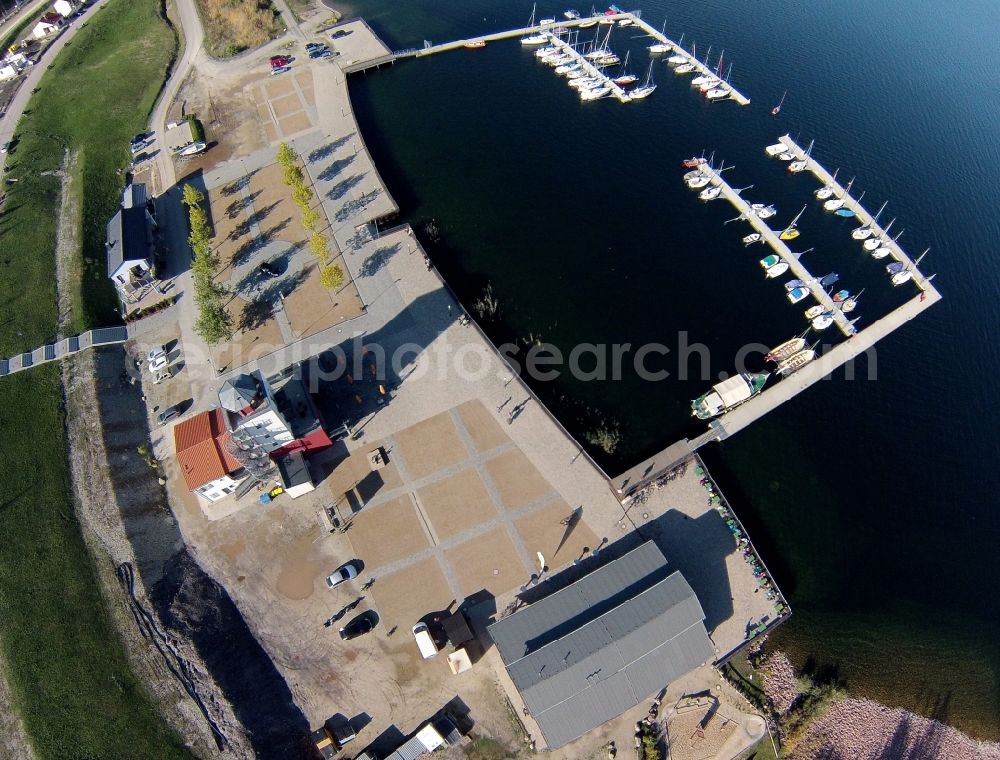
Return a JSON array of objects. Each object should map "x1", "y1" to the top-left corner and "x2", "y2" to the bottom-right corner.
[
  {"x1": 772, "y1": 90, "x2": 787, "y2": 116},
  {"x1": 521, "y1": 4, "x2": 549, "y2": 45},
  {"x1": 823, "y1": 177, "x2": 854, "y2": 211},
  {"x1": 779, "y1": 205, "x2": 806, "y2": 240},
  {"x1": 852, "y1": 201, "x2": 887, "y2": 240},
  {"x1": 628, "y1": 60, "x2": 657, "y2": 98},
  {"x1": 687, "y1": 173, "x2": 711, "y2": 189},
  {"x1": 815, "y1": 168, "x2": 839, "y2": 200},
  {"x1": 705, "y1": 63, "x2": 733, "y2": 99},
  {"x1": 612, "y1": 51, "x2": 638, "y2": 85},
  {"x1": 691, "y1": 46, "x2": 715, "y2": 86},
  {"x1": 765, "y1": 142, "x2": 787, "y2": 157},
  {"x1": 649, "y1": 21, "x2": 670, "y2": 53},
  {"x1": 752, "y1": 203, "x2": 777, "y2": 219},
  {"x1": 864, "y1": 218, "x2": 895, "y2": 251},
  {"x1": 891, "y1": 249, "x2": 928, "y2": 286},
  {"x1": 804, "y1": 304, "x2": 825, "y2": 319},
  {"x1": 872, "y1": 228, "x2": 901, "y2": 259},
  {"x1": 812, "y1": 312, "x2": 834, "y2": 331},
  {"x1": 699, "y1": 184, "x2": 722, "y2": 200},
  {"x1": 840, "y1": 288, "x2": 864, "y2": 313},
  {"x1": 777, "y1": 346, "x2": 817, "y2": 375},
  {"x1": 788, "y1": 139, "x2": 813, "y2": 173}
]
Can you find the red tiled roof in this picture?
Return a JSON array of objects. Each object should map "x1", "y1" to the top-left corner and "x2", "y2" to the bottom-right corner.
[{"x1": 173, "y1": 409, "x2": 242, "y2": 491}]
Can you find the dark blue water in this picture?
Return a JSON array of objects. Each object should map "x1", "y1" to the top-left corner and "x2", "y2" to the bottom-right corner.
[{"x1": 331, "y1": 0, "x2": 1000, "y2": 739}]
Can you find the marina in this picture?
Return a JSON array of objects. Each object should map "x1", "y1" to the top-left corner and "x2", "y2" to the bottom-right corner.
[
  {"x1": 773, "y1": 134, "x2": 939, "y2": 293},
  {"x1": 689, "y1": 161, "x2": 858, "y2": 337}
]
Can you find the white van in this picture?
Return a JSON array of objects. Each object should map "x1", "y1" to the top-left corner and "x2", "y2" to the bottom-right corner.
[{"x1": 412, "y1": 622, "x2": 439, "y2": 659}]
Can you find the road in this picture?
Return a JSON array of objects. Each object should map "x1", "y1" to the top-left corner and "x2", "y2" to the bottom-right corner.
[
  {"x1": 0, "y1": 0, "x2": 112, "y2": 174},
  {"x1": 0, "y1": 0, "x2": 47, "y2": 39}
]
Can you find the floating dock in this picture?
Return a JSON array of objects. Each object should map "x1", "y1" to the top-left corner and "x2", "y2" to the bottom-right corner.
[
  {"x1": 627, "y1": 16, "x2": 750, "y2": 105},
  {"x1": 696, "y1": 162, "x2": 857, "y2": 337},
  {"x1": 775, "y1": 134, "x2": 939, "y2": 296}
]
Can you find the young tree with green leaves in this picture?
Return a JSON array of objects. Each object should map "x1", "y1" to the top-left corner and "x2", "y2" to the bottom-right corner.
[
  {"x1": 276, "y1": 142, "x2": 298, "y2": 167},
  {"x1": 308, "y1": 232, "x2": 329, "y2": 262},
  {"x1": 320, "y1": 264, "x2": 345, "y2": 291}
]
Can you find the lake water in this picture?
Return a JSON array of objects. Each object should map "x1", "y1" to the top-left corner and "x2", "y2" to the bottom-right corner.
[{"x1": 330, "y1": 0, "x2": 1000, "y2": 740}]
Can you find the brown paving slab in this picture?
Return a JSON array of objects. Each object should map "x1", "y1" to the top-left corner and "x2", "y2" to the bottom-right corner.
[
  {"x1": 348, "y1": 495, "x2": 429, "y2": 569},
  {"x1": 283, "y1": 256, "x2": 363, "y2": 339},
  {"x1": 417, "y1": 468, "x2": 497, "y2": 541},
  {"x1": 483, "y1": 448, "x2": 555, "y2": 509},
  {"x1": 262, "y1": 122, "x2": 278, "y2": 143},
  {"x1": 321, "y1": 439, "x2": 402, "y2": 505},
  {"x1": 515, "y1": 499, "x2": 601, "y2": 568},
  {"x1": 279, "y1": 111, "x2": 313, "y2": 135},
  {"x1": 456, "y1": 399, "x2": 509, "y2": 453},
  {"x1": 294, "y1": 70, "x2": 313, "y2": 89},
  {"x1": 370, "y1": 558, "x2": 454, "y2": 631},
  {"x1": 444, "y1": 528, "x2": 528, "y2": 598},
  {"x1": 271, "y1": 92, "x2": 304, "y2": 118},
  {"x1": 265, "y1": 78, "x2": 295, "y2": 98},
  {"x1": 394, "y1": 411, "x2": 468, "y2": 480},
  {"x1": 248, "y1": 163, "x2": 308, "y2": 246},
  {"x1": 300, "y1": 87, "x2": 315, "y2": 107},
  {"x1": 210, "y1": 296, "x2": 286, "y2": 370}
]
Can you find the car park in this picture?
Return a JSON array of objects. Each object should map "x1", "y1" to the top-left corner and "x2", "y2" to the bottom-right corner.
[{"x1": 325, "y1": 562, "x2": 359, "y2": 589}]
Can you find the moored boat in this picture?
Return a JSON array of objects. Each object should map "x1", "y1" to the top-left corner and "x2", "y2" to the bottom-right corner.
[
  {"x1": 464, "y1": 40, "x2": 487, "y2": 49},
  {"x1": 777, "y1": 348, "x2": 816, "y2": 375},
  {"x1": 675, "y1": 62, "x2": 696, "y2": 74},
  {"x1": 841, "y1": 288, "x2": 864, "y2": 313},
  {"x1": 765, "y1": 143, "x2": 787, "y2": 157},
  {"x1": 686, "y1": 174, "x2": 711, "y2": 189},
  {"x1": 766, "y1": 336, "x2": 806, "y2": 362},
  {"x1": 760, "y1": 254, "x2": 781, "y2": 269},
  {"x1": 564, "y1": 9, "x2": 581, "y2": 19},
  {"x1": 742, "y1": 232, "x2": 762, "y2": 245},
  {"x1": 812, "y1": 312, "x2": 834, "y2": 330},
  {"x1": 835, "y1": 208, "x2": 856, "y2": 218},
  {"x1": 699, "y1": 185, "x2": 722, "y2": 201},
  {"x1": 691, "y1": 372, "x2": 769, "y2": 419},
  {"x1": 787, "y1": 287, "x2": 810, "y2": 304},
  {"x1": 765, "y1": 261, "x2": 789, "y2": 278},
  {"x1": 788, "y1": 139, "x2": 814, "y2": 173},
  {"x1": 804, "y1": 304, "x2": 825, "y2": 319}
]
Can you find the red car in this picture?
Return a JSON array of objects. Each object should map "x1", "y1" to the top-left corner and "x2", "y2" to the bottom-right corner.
[{"x1": 269, "y1": 55, "x2": 290, "y2": 68}]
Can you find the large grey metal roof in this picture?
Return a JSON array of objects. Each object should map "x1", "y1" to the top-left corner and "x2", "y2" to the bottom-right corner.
[
  {"x1": 105, "y1": 207, "x2": 151, "y2": 277},
  {"x1": 488, "y1": 542, "x2": 713, "y2": 749}
]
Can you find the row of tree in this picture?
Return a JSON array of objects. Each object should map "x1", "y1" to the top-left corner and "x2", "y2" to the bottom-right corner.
[
  {"x1": 182, "y1": 183, "x2": 233, "y2": 344},
  {"x1": 276, "y1": 142, "x2": 344, "y2": 291}
]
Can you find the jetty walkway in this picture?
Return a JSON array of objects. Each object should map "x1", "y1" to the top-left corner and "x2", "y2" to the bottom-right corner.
[{"x1": 698, "y1": 162, "x2": 857, "y2": 337}]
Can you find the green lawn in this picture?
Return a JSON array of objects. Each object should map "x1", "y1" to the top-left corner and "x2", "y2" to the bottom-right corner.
[
  {"x1": 0, "y1": 0, "x2": 177, "y2": 345},
  {"x1": 0, "y1": 0, "x2": 195, "y2": 757}
]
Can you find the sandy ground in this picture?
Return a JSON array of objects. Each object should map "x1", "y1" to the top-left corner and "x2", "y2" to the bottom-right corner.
[
  {"x1": 0, "y1": 646, "x2": 33, "y2": 759},
  {"x1": 53, "y1": 149, "x2": 81, "y2": 336}
]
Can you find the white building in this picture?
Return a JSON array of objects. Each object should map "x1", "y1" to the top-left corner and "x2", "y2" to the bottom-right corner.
[
  {"x1": 106, "y1": 183, "x2": 157, "y2": 305},
  {"x1": 53, "y1": 0, "x2": 77, "y2": 18},
  {"x1": 0, "y1": 53, "x2": 29, "y2": 82},
  {"x1": 32, "y1": 12, "x2": 63, "y2": 39}
]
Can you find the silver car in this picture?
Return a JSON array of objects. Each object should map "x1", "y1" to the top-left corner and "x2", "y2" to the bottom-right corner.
[{"x1": 325, "y1": 562, "x2": 359, "y2": 589}]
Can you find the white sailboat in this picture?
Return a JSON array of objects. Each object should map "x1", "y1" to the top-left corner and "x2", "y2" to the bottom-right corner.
[
  {"x1": 788, "y1": 139, "x2": 814, "y2": 173},
  {"x1": 891, "y1": 249, "x2": 928, "y2": 286},
  {"x1": 765, "y1": 142, "x2": 787, "y2": 157},
  {"x1": 699, "y1": 184, "x2": 722, "y2": 200},
  {"x1": 629, "y1": 61, "x2": 657, "y2": 99},
  {"x1": 521, "y1": 4, "x2": 549, "y2": 45},
  {"x1": 815, "y1": 168, "x2": 839, "y2": 199},
  {"x1": 852, "y1": 201, "x2": 887, "y2": 240},
  {"x1": 864, "y1": 218, "x2": 895, "y2": 251},
  {"x1": 648, "y1": 21, "x2": 670, "y2": 53},
  {"x1": 823, "y1": 177, "x2": 854, "y2": 211}
]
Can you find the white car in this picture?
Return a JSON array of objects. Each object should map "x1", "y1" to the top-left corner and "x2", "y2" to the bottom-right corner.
[
  {"x1": 148, "y1": 354, "x2": 169, "y2": 373},
  {"x1": 325, "y1": 562, "x2": 359, "y2": 589},
  {"x1": 0, "y1": 142, "x2": 10, "y2": 154},
  {"x1": 147, "y1": 345, "x2": 167, "y2": 362}
]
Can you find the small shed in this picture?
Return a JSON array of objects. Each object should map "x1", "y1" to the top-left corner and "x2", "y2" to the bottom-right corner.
[
  {"x1": 442, "y1": 611, "x2": 474, "y2": 646},
  {"x1": 164, "y1": 120, "x2": 195, "y2": 153}
]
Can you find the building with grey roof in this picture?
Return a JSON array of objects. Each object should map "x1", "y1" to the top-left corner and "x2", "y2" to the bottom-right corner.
[
  {"x1": 106, "y1": 183, "x2": 157, "y2": 306},
  {"x1": 488, "y1": 542, "x2": 714, "y2": 748}
]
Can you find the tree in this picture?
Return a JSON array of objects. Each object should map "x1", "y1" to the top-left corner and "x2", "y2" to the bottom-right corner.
[
  {"x1": 301, "y1": 207, "x2": 320, "y2": 231},
  {"x1": 292, "y1": 183, "x2": 313, "y2": 209},
  {"x1": 320, "y1": 264, "x2": 345, "y2": 291},
  {"x1": 182, "y1": 183, "x2": 204, "y2": 207},
  {"x1": 308, "y1": 231, "x2": 329, "y2": 261},
  {"x1": 276, "y1": 142, "x2": 298, "y2": 167},
  {"x1": 283, "y1": 163, "x2": 303, "y2": 187},
  {"x1": 194, "y1": 299, "x2": 233, "y2": 345}
]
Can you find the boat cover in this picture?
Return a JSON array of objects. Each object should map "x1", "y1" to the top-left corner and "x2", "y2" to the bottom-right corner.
[{"x1": 713, "y1": 375, "x2": 752, "y2": 407}]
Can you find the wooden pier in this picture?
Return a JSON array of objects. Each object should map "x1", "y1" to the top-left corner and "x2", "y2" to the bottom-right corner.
[
  {"x1": 628, "y1": 16, "x2": 750, "y2": 105},
  {"x1": 776, "y1": 134, "x2": 940, "y2": 297},
  {"x1": 697, "y1": 162, "x2": 857, "y2": 337}
]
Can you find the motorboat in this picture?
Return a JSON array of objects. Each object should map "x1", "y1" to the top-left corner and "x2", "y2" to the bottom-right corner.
[
  {"x1": 564, "y1": 9, "x2": 581, "y2": 19},
  {"x1": 834, "y1": 208, "x2": 856, "y2": 218},
  {"x1": 777, "y1": 348, "x2": 816, "y2": 375},
  {"x1": 618, "y1": 17, "x2": 633, "y2": 26},
  {"x1": 804, "y1": 304, "x2": 825, "y2": 319},
  {"x1": 832, "y1": 289, "x2": 849, "y2": 303},
  {"x1": 691, "y1": 372, "x2": 769, "y2": 419},
  {"x1": 812, "y1": 312, "x2": 834, "y2": 331},
  {"x1": 786, "y1": 287, "x2": 811, "y2": 304},
  {"x1": 765, "y1": 261, "x2": 789, "y2": 278},
  {"x1": 682, "y1": 156, "x2": 706, "y2": 168},
  {"x1": 699, "y1": 185, "x2": 722, "y2": 201},
  {"x1": 540, "y1": 18, "x2": 557, "y2": 25},
  {"x1": 752, "y1": 204, "x2": 777, "y2": 219},
  {"x1": 759, "y1": 254, "x2": 780, "y2": 268},
  {"x1": 464, "y1": 40, "x2": 487, "y2": 49},
  {"x1": 765, "y1": 143, "x2": 787, "y2": 157},
  {"x1": 686, "y1": 174, "x2": 711, "y2": 189},
  {"x1": 784, "y1": 279, "x2": 806, "y2": 290},
  {"x1": 841, "y1": 289, "x2": 863, "y2": 313},
  {"x1": 777, "y1": 152, "x2": 794, "y2": 161},
  {"x1": 766, "y1": 336, "x2": 806, "y2": 362},
  {"x1": 579, "y1": 16, "x2": 599, "y2": 28},
  {"x1": 667, "y1": 53, "x2": 688, "y2": 64},
  {"x1": 742, "y1": 233, "x2": 762, "y2": 245},
  {"x1": 556, "y1": 62, "x2": 581, "y2": 74}
]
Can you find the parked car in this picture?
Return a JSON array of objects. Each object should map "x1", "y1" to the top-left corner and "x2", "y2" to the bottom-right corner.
[
  {"x1": 147, "y1": 345, "x2": 167, "y2": 362},
  {"x1": 339, "y1": 611, "x2": 376, "y2": 640},
  {"x1": 331, "y1": 29, "x2": 351, "y2": 39},
  {"x1": 152, "y1": 370, "x2": 171, "y2": 384},
  {"x1": 270, "y1": 65, "x2": 291, "y2": 76},
  {"x1": 412, "y1": 622, "x2": 440, "y2": 659},
  {"x1": 0, "y1": 142, "x2": 10, "y2": 154},
  {"x1": 270, "y1": 54, "x2": 290, "y2": 67},
  {"x1": 310, "y1": 49, "x2": 334, "y2": 60},
  {"x1": 305, "y1": 42, "x2": 325, "y2": 51},
  {"x1": 149, "y1": 355, "x2": 169, "y2": 373},
  {"x1": 157, "y1": 404, "x2": 183, "y2": 425},
  {"x1": 325, "y1": 562, "x2": 359, "y2": 589}
]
